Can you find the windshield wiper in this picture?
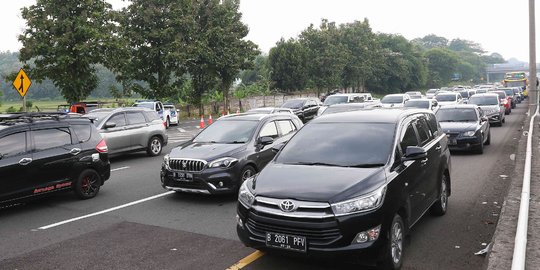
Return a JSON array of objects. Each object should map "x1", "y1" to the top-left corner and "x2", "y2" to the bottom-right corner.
[
  {"x1": 288, "y1": 162, "x2": 344, "y2": 167},
  {"x1": 348, "y1": 163, "x2": 385, "y2": 168}
]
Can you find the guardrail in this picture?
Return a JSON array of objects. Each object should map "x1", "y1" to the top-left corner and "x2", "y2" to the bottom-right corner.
[{"x1": 511, "y1": 96, "x2": 539, "y2": 269}]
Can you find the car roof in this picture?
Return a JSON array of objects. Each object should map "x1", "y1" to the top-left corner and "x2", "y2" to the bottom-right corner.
[
  {"x1": 88, "y1": 107, "x2": 153, "y2": 113},
  {"x1": 313, "y1": 108, "x2": 430, "y2": 124},
  {"x1": 219, "y1": 113, "x2": 293, "y2": 121},
  {"x1": 328, "y1": 93, "x2": 361, "y2": 97},
  {"x1": 328, "y1": 103, "x2": 370, "y2": 108},
  {"x1": 438, "y1": 104, "x2": 478, "y2": 109}
]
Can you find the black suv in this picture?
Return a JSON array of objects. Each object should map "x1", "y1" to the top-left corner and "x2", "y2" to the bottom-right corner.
[
  {"x1": 161, "y1": 113, "x2": 303, "y2": 195},
  {"x1": 236, "y1": 109, "x2": 451, "y2": 269},
  {"x1": 280, "y1": 98, "x2": 321, "y2": 123},
  {"x1": 0, "y1": 113, "x2": 110, "y2": 205}
]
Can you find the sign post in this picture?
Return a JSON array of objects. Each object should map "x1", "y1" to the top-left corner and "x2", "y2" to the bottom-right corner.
[{"x1": 12, "y1": 68, "x2": 31, "y2": 112}]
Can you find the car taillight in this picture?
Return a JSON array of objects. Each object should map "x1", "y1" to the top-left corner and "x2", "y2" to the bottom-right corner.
[
  {"x1": 163, "y1": 121, "x2": 167, "y2": 128},
  {"x1": 96, "y1": 139, "x2": 108, "y2": 153}
]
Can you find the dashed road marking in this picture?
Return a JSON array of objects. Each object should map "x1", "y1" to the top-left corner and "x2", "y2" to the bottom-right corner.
[
  {"x1": 111, "y1": 166, "x2": 130, "y2": 172},
  {"x1": 36, "y1": 191, "x2": 175, "y2": 230},
  {"x1": 226, "y1": 251, "x2": 265, "y2": 270}
]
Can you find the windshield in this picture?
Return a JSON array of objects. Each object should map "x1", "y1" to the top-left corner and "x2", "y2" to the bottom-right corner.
[
  {"x1": 85, "y1": 112, "x2": 113, "y2": 126},
  {"x1": 281, "y1": 100, "x2": 304, "y2": 109},
  {"x1": 458, "y1": 91, "x2": 469, "y2": 98},
  {"x1": 427, "y1": 90, "x2": 438, "y2": 94},
  {"x1": 133, "y1": 103, "x2": 154, "y2": 109},
  {"x1": 323, "y1": 96, "x2": 349, "y2": 106},
  {"x1": 490, "y1": 91, "x2": 506, "y2": 99},
  {"x1": 404, "y1": 100, "x2": 430, "y2": 109},
  {"x1": 275, "y1": 123, "x2": 395, "y2": 167},
  {"x1": 469, "y1": 96, "x2": 499, "y2": 106},
  {"x1": 436, "y1": 108, "x2": 478, "y2": 122},
  {"x1": 506, "y1": 81, "x2": 526, "y2": 87},
  {"x1": 193, "y1": 120, "x2": 258, "y2": 143},
  {"x1": 503, "y1": 89, "x2": 514, "y2": 96},
  {"x1": 435, "y1": 94, "x2": 457, "y2": 102},
  {"x1": 381, "y1": 95, "x2": 404, "y2": 104}
]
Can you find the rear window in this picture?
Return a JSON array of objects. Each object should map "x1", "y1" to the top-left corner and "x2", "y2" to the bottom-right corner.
[
  {"x1": 72, "y1": 124, "x2": 92, "y2": 143},
  {"x1": 435, "y1": 94, "x2": 457, "y2": 102},
  {"x1": 276, "y1": 123, "x2": 395, "y2": 167}
]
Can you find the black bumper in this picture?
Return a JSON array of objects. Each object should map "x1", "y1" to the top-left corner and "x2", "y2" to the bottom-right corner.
[
  {"x1": 161, "y1": 164, "x2": 242, "y2": 194},
  {"x1": 448, "y1": 136, "x2": 482, "y2": 151}
]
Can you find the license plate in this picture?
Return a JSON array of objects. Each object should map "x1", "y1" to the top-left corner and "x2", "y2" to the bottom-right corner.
[
  {"x1": 448, "y1": 139, "x2": 457, "y2": 145},
  {"x1": 174, "y1": 172, "x2": 193, "y2": 181},
  {"x1": 265, "y1": 232, "x2": 307, "y2": 252}
]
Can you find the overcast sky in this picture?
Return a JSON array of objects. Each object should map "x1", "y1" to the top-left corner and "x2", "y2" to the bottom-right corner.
[{"x1": 2, "y1": 0, "x2": 536, "y2": 62}]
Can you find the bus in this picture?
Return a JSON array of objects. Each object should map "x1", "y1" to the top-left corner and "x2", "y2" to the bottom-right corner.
[{"x1": 503, "y1": 71, "x2": 527, "y2": 90}]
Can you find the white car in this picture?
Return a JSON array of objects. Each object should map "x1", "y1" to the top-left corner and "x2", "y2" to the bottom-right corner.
[
  {"x1": 434, "y1": 92, "x2": 463, "y2": 106},
  {"x1": 380, "y1": 94, "x2": 411, "y2": 108},
  {"x1": 133, "y1": 100, "x2": 174, "y2": 128},
  {"x1": 163, "y1": 104, "x2": 179, "y2": 126}
]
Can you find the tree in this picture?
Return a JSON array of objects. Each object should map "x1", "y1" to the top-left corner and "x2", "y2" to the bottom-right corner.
[
  {"x1": 268, "y1": 38, "x2": 309, "y2": 91},
  {"x1": 411, "y1": 34, "x2": 448, "y2": 50},
  {"x1": 448, "y1": 39, "x2": 484, "y2": 54},
  {"x1": 19, "y1": 0, "x2": 114, "y2": 103},
  {"x1": 239, "y1": 55, "x2": 269, "y2": 86},
  {"x1": 424, "y1": 48, "x2": 460, "y2": 87},
  {"x1": 112, "y1": 0, "x2": 194, "y2": 100}
]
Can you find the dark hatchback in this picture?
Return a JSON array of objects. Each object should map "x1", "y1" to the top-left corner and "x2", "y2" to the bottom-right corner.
[
  {"x1": 236, "y1": 109, "x2": 451, "y2": 269},
  {"x1": 280, "y1": 98, "x2": 320, "y2": 123},
  {"x1": 0, "y1": 113, "x2": 110, "y2": 205},
  {"x1": 436, "y1": 105, "x2": 490, "y2": 154},
  {"x1": 161, "y1": 113, "x2": 303, "y2": 195}
]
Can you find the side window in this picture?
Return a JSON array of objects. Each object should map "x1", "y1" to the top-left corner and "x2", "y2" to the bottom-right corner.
[
  {"x1": 0, "y1": 132, "x2": 27, "y2": 157},
  {"x1": 34, "y1": 128, "x2": 72, "y2": 151},
  {"x1": 106, "y1": 113, "x2": 126, "y2": 127},
  {"x1": 156, "y1": 103, "x2": 163, "y2": 112},
  {"x1": 126, "y1": 112, "x2": 147, "y2": 125},
  {"x1": 426, "y1": 113, "x2": 440, "y2": 137},
  {"x1": 277, "y1": 120, "x2": 297, "y2": 136},
  {"x1": 144, "y1": 111, "x2": 160, "y2": 121},
  {"x1": 400, "y1": 123, "x2": 419, "y2": 151},
  {"x1": 72, "y1": 124, "x2": 92, "y2": 143},
  {"x1": 259, "y1": 121, "x2": 279, "y2": 139},
  {"x1": 415, "y1": 119, "x2": 432, "y2": 145}
]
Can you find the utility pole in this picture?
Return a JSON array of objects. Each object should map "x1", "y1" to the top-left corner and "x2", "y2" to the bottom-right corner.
[{"x1": 529, "y1": 0, "x2": 537, "y2": 109}]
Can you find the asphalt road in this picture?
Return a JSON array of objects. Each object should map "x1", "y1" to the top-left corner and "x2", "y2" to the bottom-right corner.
[{"x1": 0, "y1": 105, "x2": 527, "y2": 270}]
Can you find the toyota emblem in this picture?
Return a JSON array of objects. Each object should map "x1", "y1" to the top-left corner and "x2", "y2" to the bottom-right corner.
[{"x1": 279, "y1": 200, "x2": 296, "y2": 212}]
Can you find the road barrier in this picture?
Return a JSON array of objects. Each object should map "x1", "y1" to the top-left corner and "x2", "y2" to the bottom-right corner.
[{"x1": 511, "y1": 99, "x2": 539, "y2": 270}]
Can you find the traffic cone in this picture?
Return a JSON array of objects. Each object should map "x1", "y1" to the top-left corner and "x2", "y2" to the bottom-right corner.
[
  {"x1": 199, "y1": 115, "x2": 205, "y2": 129},
  {"x1": 208, "y1": 115, "x2": 213, "y2": 125}
]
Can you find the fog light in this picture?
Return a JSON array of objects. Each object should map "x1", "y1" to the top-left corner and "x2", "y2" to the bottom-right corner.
[
  {"x1": 352, "y1": 225, "x2": 381, "y2": 244},
  {"x1": 219, "y1": 181, "x2": 224, "y2": 187},
  {"x1": 91, "y1": 153, "x2": 100, "y2": 162},
  {"x1": 236, "y1": 214, "x2": 244, "y2": 229}
]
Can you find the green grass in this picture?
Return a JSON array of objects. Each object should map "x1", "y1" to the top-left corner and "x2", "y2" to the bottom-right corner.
[{"x1": 0, "y1": 98, "x2": 140, "y2": 113}]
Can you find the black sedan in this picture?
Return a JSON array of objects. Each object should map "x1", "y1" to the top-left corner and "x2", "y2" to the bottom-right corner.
[
  {"x1": 280, "y1": 98, "x2": 321, "y2": 123},
  {"x1": 160, "y1": 113, "x2": 303, "y2": 194},
  {"x1": 435, "y1": 104, "x2": 490, "y2": 154}
]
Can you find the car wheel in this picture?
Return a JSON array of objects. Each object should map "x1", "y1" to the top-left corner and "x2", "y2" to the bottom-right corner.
[
  {"x1": 430, "y1": 173, "x2": 449, "y2": 216},
  {"x1": 147, "y1": 136, "x2": 163, "y2": 156},
  {"x1": 239, "y1": 165, "x2": 256, "y2": 189},
  {"x1": 475, "y1": 137, "x2": 484, "y2": 154},
  {"x1": 166, "y1": 117, "x2": 170, "y2": 129},
  {"x1": 502, "y1": 117, "x2": 505, "y2": 124},
  {"x1": 379, "y1": 214, "x2": 405, "y2": 270},
  {"x1": 485, "y1": 130, "x2": 491, "y2": 145},
  {"x1": 74, "y1": 169, "x2": 101, "y2": 199}
]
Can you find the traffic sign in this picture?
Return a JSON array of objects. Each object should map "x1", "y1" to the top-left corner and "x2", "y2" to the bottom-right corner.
[{"x1": 12, "y1": 69, "x2": 31, "y2": 98}]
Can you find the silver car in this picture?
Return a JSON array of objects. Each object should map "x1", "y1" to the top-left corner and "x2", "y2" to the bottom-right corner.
[{"x1": 85, "y1": 108, "x2": 168, "y2": 157}]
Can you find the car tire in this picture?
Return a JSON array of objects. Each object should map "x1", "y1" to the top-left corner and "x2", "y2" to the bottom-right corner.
[
  {"x1": 475, "y1": 137, "x2": 484, "y2": 154},
  {"x1": 379, "y1": 214, "x2": 405, "y2": 270},
  {"x1": 502, "y1": 117, "x2": 505, "y2": 124},
  {"x1": 73, "y1": 169, "x2": 101, "y2": 200},
  {"x1": 485, "y1": 131, "x2": 491, "y2": 145},
  {"x1": 147, "y1": 136, "x2": 163, "y2": 156},
  {"x1": 240, "y1": 165, "x2": 256, "y2": 183},
  {"x1": 430, "y1": 173, "x2": 449, "y2": 216}
]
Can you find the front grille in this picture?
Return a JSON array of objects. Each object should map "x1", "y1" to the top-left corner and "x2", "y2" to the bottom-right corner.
[
  {"x1": 167, "y1": 178, "x2": 207, "y2": 190},
  {"x1": 445, "y1": 132, "x2": 459, "y2": 139},
  {"x1": 246, "y1": 213, "x2": 341, "y2": 246},
  {"x1": 169, "y1": 159, "x2": 206, "y2": 172}
]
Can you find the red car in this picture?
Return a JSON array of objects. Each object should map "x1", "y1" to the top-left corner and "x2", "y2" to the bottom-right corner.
[{"x1": 489, "y1": 90, "x2": 511, "y2": 115}]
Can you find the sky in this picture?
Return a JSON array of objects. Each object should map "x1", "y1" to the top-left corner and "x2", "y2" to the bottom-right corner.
[{"x1": 1, "y1": 0, "x2": 536, "y2": 62}]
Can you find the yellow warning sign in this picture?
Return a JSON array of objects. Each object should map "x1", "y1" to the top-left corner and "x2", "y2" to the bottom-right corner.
[{"x1": 12, "y1": 69, "x2": 31, "y2": 98}]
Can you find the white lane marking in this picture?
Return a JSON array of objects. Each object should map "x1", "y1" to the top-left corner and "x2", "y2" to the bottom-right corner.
[
  {"x1": 177, "y1": 128, "x2": 186, "y2": 132},
  {"x1": 111, "y1": 166, "x2": 130, "y2": 172},
  {"x1": 37, "y1": 191, "x2": 175, "y2": 230}
]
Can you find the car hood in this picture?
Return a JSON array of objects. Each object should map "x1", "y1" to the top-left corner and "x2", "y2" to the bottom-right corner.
[
  {"x1": 439, "y1": 121, "x2": 478, "y2": 133},
  {"x1": 476, "y1": 105, "x2": 500, "y2": 113},
  {"x1": 251, "y1": 163, "x2": 385, "y2": 203},
  {"x1": 169, "y1": 142, "x2": 245, "y2": 161},
  {"x1": 437, "y1": 101, "x2": 458, "y2": 106}
]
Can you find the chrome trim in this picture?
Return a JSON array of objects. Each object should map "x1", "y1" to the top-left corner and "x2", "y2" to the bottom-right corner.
[
  {"x1": 256, "y1": 197, "x2": 329, "y2": 209},
  {"x1": 253, "y1": 196, "x2": 333, "y2": 219},
  {"x1": 169, "y1": 158, "x2": 207, "y2": 172},
  {"x1": 165, "y1": 186, "x2": 210, "y2": 194},
  {"x1": 251, "y1": 205, "x2": 334, "y2": 219}
]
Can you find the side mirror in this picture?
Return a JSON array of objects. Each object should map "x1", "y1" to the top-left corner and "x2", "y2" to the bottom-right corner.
[
  {"x1": 481, "y1": 116, "x2": 488, "y2": 122},
  {"x1": 104, "y1": 122, "x2": 117, "y2": 129},
  {"x1": 401, "y1": 146, "x2": 427, "y2": 162},
  {"x1": 259, "y1": 136, "x2": 274, "y2": 146}
]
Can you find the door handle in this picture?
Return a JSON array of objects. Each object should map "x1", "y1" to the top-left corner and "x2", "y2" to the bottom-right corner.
[
  {"x1": 435, "y1": 146, "x2": 442, "y2": 151},
  {"x1": 420, "y1": 158, "x2": 428, "y2": 166},
  {"x1": 19, "y1": 158, "x2": 32, "y2": 166},
  {"x1": 70, "y1": 148, "x2": 82, "y2": 155}
]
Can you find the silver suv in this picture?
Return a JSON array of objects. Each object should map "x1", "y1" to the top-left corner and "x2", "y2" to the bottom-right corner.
[{"x1": 85, "y1": 108, "x2": 168, "y2": 157}]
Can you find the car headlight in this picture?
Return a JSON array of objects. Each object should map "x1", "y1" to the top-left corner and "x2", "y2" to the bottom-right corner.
[
  {"x1": 462, "y1": 130, "x2": 476, "y2": 137},
  {"x1": 331, "y1": 185, "x2": 386, "y2": 216},
  {"x1": 208, "y1": 157, "x2": 238, "y2": 168},
  {"x1": 238, "y1": 180, "x2": 255, "y2": 209},
  {"x1": 163, "y1": 154, "x2": 170, "y2": 169}
]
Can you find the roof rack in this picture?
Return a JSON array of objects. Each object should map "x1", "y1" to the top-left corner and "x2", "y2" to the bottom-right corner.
[{"x1": 0, "y1": 112, "x2": 74, "y2": 123}]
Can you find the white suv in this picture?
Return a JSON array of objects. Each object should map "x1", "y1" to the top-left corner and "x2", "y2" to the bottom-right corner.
[{"x1": 133, "y1": 100, "x2": 173, "y2": 128}]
